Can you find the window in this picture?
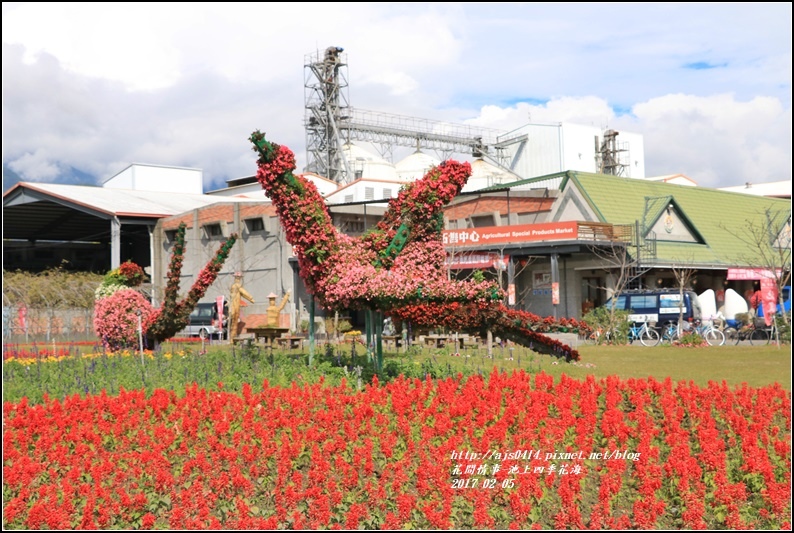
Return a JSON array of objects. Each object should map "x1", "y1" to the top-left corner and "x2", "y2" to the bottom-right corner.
[
  {"x1": 470, "y1": 214, "x2": 497, "y2": 228},
  {"x1": 165, "y1": 229, "x2": 178, "y2": 243},
  {"x1": 629, "y1": 294, "x2": 657, "y2": 312},
  {"x1": 382, "y1": 188, "x2": 392, "y2": 199},
  {"x1": 364, "y1": 187, "x2": 375, "y2": 201},
  {"x1": 344, "y1": 194, "x2": 354, "y2": 203},
  {"x1": 202, "y1": 222, "x2": 226, "y2": 239},
  {"x1": 607, "y1": 295, "x2": 628, "y2": 310},
  {"x1": 244, "y1": 217, "x2": 265, "y2": 233},
  {"x1": 347, "y1": 221, "x2": 365, "y2": 233}
]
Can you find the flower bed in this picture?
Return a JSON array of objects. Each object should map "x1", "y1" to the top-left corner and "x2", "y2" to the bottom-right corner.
[{"x1": 3, "y1": 372, "x2": 790, "y2": 529}]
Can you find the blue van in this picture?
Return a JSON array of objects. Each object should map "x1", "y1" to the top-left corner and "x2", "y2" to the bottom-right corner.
[{"x1": 604, "y1": 289, "x2": 702, "y2": 325}]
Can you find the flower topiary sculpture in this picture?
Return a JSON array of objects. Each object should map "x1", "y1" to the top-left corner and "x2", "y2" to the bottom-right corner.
[
  {"x1": 250, "y1": 131, "x2": 580, "y2": 361},
  {"x1": 93, "y1": 223, "x2": 236, "y2": 350}
]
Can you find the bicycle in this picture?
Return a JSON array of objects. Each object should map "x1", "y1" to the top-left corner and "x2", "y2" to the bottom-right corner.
[
  {"x1": 690, "y1": 319, "x2": 726, "y2": 346},
  {"x1": 579, "y1": 327, "x2": 607, "y2": 345},
  {"x1": 659, "y1": 321, "x2": 680, "y2": 344},
  {"x1": 661, "y1": 319, "x2": 725, "y2": 346},
  {"x1": 627, "y1": 321, "x2": 660, "y2": 346},
  {"x1": 723, "y1": 321, "x2": 768, "y2": 345},
  {"x1": 579, "y1": 326, "x2": 627, "y2": 345},
  {"x1": 762, "y1": 319, "x2": 791, "y2": 346}
]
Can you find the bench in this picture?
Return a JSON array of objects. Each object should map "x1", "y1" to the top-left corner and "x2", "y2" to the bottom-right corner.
[
  {"x1": 246, "y1": 327, "x2": 289, "y2": 347},
  {"x1": 462, "y1": 337, "x2": 483, "y2": 349},
  {"x1": 232, "y1": 333, "x2": 256, "y2": 345},
  {"x1": 275, "y1": 336, "x2": 304, "y2": 349}
]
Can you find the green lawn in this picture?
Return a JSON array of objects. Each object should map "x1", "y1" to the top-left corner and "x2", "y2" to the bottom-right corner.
[
  {"x1": 548, "y1": 344, "x2": 790, "y2": 390},
  {"x1": 167, "y1": 337, "x2": 792, "y2": 391},
  {"x1": 373, "y1": 342, "x2": 792, "y2": 391}
]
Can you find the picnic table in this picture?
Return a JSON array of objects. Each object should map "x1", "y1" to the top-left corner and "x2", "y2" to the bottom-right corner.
[
  {"x1": 274, "y1": 335, "x2": 304, "y2": 349},
  {"x1": 422, "y1": 334, "x2": 477, "y2": 350},
  {"x1": 246, "y1": 326, "x2": 289, "y2": 347}
]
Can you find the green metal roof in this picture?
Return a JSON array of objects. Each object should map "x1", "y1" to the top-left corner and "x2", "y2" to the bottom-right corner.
[{"x1": 484, "y1": 170, "x2": 791, "y2": 267}]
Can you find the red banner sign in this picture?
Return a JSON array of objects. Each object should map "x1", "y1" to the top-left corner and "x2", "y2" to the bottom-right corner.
[
  {"x1": 727, "y1": 268, "x2": 779, "y2": 280},
  {"x1": 727, "y1": 268, "x2": 781, "y2": 325},
  {"x1": 760, "y1": 278, "x2": 777, "y2": 326}
]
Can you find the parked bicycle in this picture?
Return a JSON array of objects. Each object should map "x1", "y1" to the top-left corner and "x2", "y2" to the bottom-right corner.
[
  {"x1": 723, "y1": 321, "x2": 769, "y2": 345},
  {"x1": 627, "y1": 321, "x2": 660, "y2": 346},
  {"x1": 579, "y1": 327, "x2": 608, "y2": 345},
  {"x1": 659, "y1": 321, "x2": 679, "y2": 344},
  {"x1": 660, "y1": 319, "x2": 725, "y2": 346},
  {"x1": 766, "y1": 319, "x2": 791, "y2": 345},
  {"x1": 579, "y1": 322, "x2": 658, "y2": 346},
  {"x1": 749, "y1": 319, "x2": 791, "y2": 346}
]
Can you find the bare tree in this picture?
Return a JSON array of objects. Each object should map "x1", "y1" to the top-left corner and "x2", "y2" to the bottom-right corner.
[
  {"x1": 721, "y1": 208, "x2": 792, "y2": 326},
  {"x1": 587, "y1": 237, "x2": 644, "y2": 331},
  {"x1": 670, "y1": 256, "x2": 698, "y2": 327},
  {"x1": 489, "y1": 248, "x2": 540, "y2": 308}
]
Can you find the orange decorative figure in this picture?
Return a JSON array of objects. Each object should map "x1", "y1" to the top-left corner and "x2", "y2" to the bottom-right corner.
[
  {"x1": 229, "y1": 272, "x2": 255, "y2": 340},
  {"x1": 267, "y1": 291, "x2": 291, "y2": 328}
]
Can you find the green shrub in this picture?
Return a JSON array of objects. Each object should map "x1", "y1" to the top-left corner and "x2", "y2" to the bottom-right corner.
[
  {"x1": 674, "y1": 331, "x2": 708, "y2": 347},
  {"x1": 582, "y1": 305, "x2": 631, "y2": 344}
]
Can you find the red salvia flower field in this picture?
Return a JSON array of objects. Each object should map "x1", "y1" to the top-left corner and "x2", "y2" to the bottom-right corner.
[{"x1": 3, "y1": 371, "x2": 790, "y2": 529}]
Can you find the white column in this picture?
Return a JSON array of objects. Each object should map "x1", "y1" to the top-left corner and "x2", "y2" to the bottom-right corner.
[{"x1": 111, "y1": 216, "x2": 121, "y2": 269}]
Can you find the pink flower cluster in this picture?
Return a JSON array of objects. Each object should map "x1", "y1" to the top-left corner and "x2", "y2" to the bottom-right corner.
[{"x1": 93, "y1": 289, "x2": 155, "y2": 349}]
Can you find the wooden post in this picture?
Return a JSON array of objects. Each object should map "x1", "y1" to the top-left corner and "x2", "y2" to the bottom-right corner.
[
  {"x1": 375, "y1": 310, "x2": 383, "y2": 374},
  {"x1": 365, "y1": 310, "x2": 373, "y2": 363},
  {"x1": 309, "y1": 297, "x2": 315, "y2": 365}
]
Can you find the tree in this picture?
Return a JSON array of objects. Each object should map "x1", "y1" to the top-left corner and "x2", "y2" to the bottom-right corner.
[
  {"x1": 722, "y1": 208, "x2": 792, "y2": 327},
  {"x1": 670, "y1": 256, "x2": 698, "y2": 327},
  {"x1": 586, "y1": 230, "x2": 646, "y2": 337}
]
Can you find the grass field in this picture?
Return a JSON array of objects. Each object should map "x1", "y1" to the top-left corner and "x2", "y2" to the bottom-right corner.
[
  {"x1": 3, "y1": 337, "x2": 791, "y2": 403},
  {"x1": 368, "y1": 340, "x2": 792, "y2": 391}
]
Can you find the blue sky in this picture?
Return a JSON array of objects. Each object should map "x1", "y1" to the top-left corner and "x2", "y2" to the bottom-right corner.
[{"x1": 2, "y1": 2, "x2": 791, "y2": 190}]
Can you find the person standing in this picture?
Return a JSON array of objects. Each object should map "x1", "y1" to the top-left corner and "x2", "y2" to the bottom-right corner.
[{"x1": 229, "y1": 272, "x2": 255, "y2": 341}]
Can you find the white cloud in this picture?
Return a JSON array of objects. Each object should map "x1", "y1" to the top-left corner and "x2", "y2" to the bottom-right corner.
[
  {"x1": 630, "y1": 94, "x2": 792, "y2": 186},
  {"x1": 468, "y1": 97, "x2": 617, "y2": 132},
  {"x1": 8, "y1": 150, "x2": 62, "y2": 181}
]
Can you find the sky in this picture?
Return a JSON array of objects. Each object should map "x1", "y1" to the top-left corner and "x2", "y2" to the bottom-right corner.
[{"x1": 2, "y1": 2, "x2": 791, "y2": 192}]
